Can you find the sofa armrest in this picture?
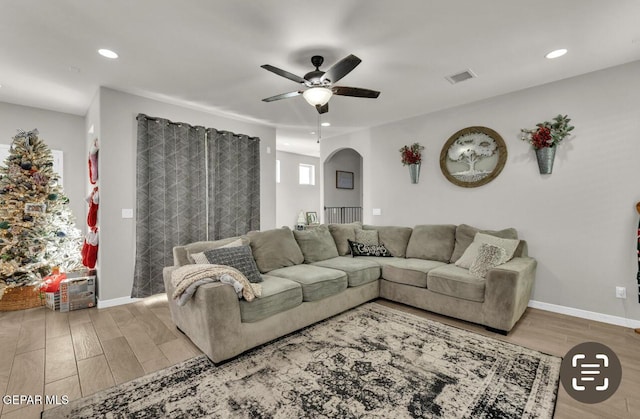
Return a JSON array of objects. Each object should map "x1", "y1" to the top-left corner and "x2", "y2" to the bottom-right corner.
[
  {"x1": 482, "y1": 257, "x2": 537, "y2": 332},
  {"x1": 162, "y1": 266, "x2": 243, "y2": 361}
]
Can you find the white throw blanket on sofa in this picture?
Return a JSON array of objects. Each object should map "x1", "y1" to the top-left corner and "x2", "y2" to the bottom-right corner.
[{"x1": 171, "y1": 264, "x2": 262, "y2": 305}]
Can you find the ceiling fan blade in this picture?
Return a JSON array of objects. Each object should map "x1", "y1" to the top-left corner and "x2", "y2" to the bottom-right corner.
[
  {"x1": 320, "y1": 54, "x2": 362, "y2": 83},
  {"x1": 316, "y1": 103, "x2": 329, "y2": 114},
  {"x1": 332, "y1": 86, "x2": 380, "y2": 98},
  {"x1": 261, "y1": 64, "x2": 307, "y2": 84},
  {"x1": 262, "y1": 91, "x2": 302, "y2": 102}
]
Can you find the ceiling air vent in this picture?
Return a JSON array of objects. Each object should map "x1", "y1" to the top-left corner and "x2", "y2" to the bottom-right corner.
[{"x1": 446, "y1": 69, "x2": 477, "y2": 84}]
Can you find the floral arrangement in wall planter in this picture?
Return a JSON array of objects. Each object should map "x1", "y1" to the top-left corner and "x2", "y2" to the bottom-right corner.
[
  {"x1": 521, "y1": 114, "x2": 574, "y2": 174},
  {"x1": 399, "y1": 142, "x2": 425, "y2": 184}
]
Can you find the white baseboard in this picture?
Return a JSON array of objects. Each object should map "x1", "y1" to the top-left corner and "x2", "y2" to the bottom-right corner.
[
  {"x1": 95, "y1": 294, "x2": 640, "y2": 329},
  {"x1": 528, "y1": 300, "x2": 640, "y2": 329},
  {"x1": 97, "y1": 296, "x2": 141, "y2": 309}
]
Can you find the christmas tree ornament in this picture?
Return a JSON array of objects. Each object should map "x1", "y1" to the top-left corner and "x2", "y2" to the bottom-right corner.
[
  {"x1": 32, "y1": 172, "x2": 47, "y2": 186},
  {"x1": 20, "y1": 162, "x2": 32, "y2": 170}
]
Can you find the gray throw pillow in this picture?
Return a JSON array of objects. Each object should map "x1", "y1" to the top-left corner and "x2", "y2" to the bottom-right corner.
[
  {"x1": 355, "y1": 229, "x2": 379, "y2": 246},
  {"x1": 247, "y1": 227, "x2": 304, "y2": 273},
  {"x1": 203, "y1": 245, "x2": 263, "y2": 283},
  {"x1": 293, "y1": 225, "x2": 339, "y2": 263},
  {"x1": 178, "y1": 236, "x2": 249, "y2": 266},
  {"x1": 469, "y1": 243, "x2": 508, "y2": 279}
]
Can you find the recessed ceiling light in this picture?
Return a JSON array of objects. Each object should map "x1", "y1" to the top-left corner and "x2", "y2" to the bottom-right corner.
[
  {"x1": 545, "y1": 49, "x2": 567, "y2": 59},
  {"x1": 283, "y1": 142, "x2": 290, "y2": 146},
  {"x1": 98, "y1": 48, "x2": 119, "y2": 59},
  {"x1": 321, "y1": 122, "x2": 331, "y2": 127},
  {"x1": 310, "y1": 131, "x2": 316, "y2": 135}
]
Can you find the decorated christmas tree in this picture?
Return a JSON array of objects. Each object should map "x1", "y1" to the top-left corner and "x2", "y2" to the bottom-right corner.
[{"x1": 0, "y1": 129, "x2": 83, "y2": 299}]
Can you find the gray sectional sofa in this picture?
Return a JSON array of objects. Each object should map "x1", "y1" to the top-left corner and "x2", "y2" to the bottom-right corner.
[{"x1": 163, "y1": 222, "x2": 536, "y2": 363}]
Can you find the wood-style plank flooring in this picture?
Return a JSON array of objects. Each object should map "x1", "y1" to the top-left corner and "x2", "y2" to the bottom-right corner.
[{"x1": 0, "y1": 296, "x2": 638, "y2": 418}]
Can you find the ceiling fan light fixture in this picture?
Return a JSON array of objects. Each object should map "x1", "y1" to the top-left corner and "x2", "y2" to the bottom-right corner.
[{"x1": 302, "y1": 87, "x2": 333, "y2": 106}]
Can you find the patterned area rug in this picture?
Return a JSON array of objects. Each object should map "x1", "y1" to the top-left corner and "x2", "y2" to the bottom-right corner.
[{"x1": 44, "y1": 303, "x2": 560, "y2": 418}]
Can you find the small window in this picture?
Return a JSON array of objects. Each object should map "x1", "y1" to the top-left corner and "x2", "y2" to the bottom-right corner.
[
  {"x1": 276, "y1": 159, "x2": 280, "y2": 183},
  {"x1": 299, "y1": 163, "x2": 315, "y2": 185}
]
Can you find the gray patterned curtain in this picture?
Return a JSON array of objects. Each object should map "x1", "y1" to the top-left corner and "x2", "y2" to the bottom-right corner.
[
  {"x1": 207, "y1": 129, "x2": 260, "y2": 239},
  {"x1": 132, "y1": 115, "x2": 260, "y2": 298},
  {"x1": 132, "y1": 115, "x2": 207, "y2": 298}
]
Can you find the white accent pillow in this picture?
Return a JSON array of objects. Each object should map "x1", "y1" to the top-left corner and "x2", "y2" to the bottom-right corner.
[
  {"x1": 190, "y1": 252, "x2": 209, "y2": 264},
  {"x1": 469, "y1": 243, "x2": 508, "y2": 279},
  {"x1": 455, "y1": 232, "x2": 519, "y2": 269}
]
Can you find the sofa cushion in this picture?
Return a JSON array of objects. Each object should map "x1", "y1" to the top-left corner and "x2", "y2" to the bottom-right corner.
[
  {"x1": 356, "y1": 256, "x2": 405, "y2": 267},
  {"x1": 382, "y1": 258, "x2": 447, "y2": 288},
  {"x1": 312, "y1": 256, "x2": 381, "y2": 287},
  {"x1": 328, "y1": 222, "x2": 363, "y2": 256},
  {"x1": 355, "y1": 229, "x2": 379, "y2": 245},
  {"x1": 363, "y1": 225, "x2": 413, "y2": 257},
  {"x1": 267, "y1": 265, "x2": 347, "y2": 301},
  {"x1": 469, "y1": 243, "x2": 509, "y2": 279},
  {"x1": 405, "y1": 224, "x2": 456, "y2": 262},
  {"x1": 247, "y1": 227, "x2": 304, "y2": 273},
  {"x1": 451, "y1": 224, "x2": 518, "y2": 263},
  {"x1": 293, "y1": 225, "x2": 339, "y2": 263},
  {"x1": 427, "y1": 264, "x2": 486, "y2": 303},
  {"x1": 455, "y1": 232, "x2": 520, "y2": 269},
  {"x1": 347, "y1": 240, "x2": 392, "y2": 257},
  {"x1": 173, "y1": 236, "x2": 249, "y2": 266},
  {"x1": 239, "y1": 275, "x2": 303, "y2": 323},
  {"x1": 202, "y1": 245, "x2": 263, "y2": 283}
]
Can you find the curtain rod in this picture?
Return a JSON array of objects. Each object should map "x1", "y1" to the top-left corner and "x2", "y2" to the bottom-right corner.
[
  {"x1": 136, "y1": 114, "x2": 205, "y2": 130},
  {"x1": 136, "y1": 113, "x2": 260, "y2": 141}
]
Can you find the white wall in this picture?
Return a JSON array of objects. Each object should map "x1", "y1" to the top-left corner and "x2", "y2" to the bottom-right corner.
[
  {"x1": 97, "y1": 87, "x2": 276, "y2": 302},
  {"x1": 323, "y1": 148, "x2": 362, "y2": 208},
  {"x1": 321, "y1": 61, "x2": 640, "y2": 323},
  {"x1": 0, "y1": 102, "x2": 86, "y2": 232},
  {"x1": 276, "y1": 150, "x2": 321, "y2": 228}
]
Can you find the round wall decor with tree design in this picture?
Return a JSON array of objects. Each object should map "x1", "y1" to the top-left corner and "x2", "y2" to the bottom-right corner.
[{"x1": 439, "y1": 126, "x2": 507, "y2": 188}]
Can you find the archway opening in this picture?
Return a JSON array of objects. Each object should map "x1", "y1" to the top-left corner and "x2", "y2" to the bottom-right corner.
[{"x1": 323, "y1": 148, "x2": 363, "y2": 223}]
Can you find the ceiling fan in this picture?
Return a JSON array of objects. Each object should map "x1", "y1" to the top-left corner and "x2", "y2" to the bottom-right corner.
[{"x1": 261, "y1": 54, "x2": 380, "y2": 114}]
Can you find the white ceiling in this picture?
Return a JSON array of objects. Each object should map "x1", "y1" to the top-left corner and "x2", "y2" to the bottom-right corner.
[{"x1": 2, "y1": 1, "x2": 639, "y2": 157}]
